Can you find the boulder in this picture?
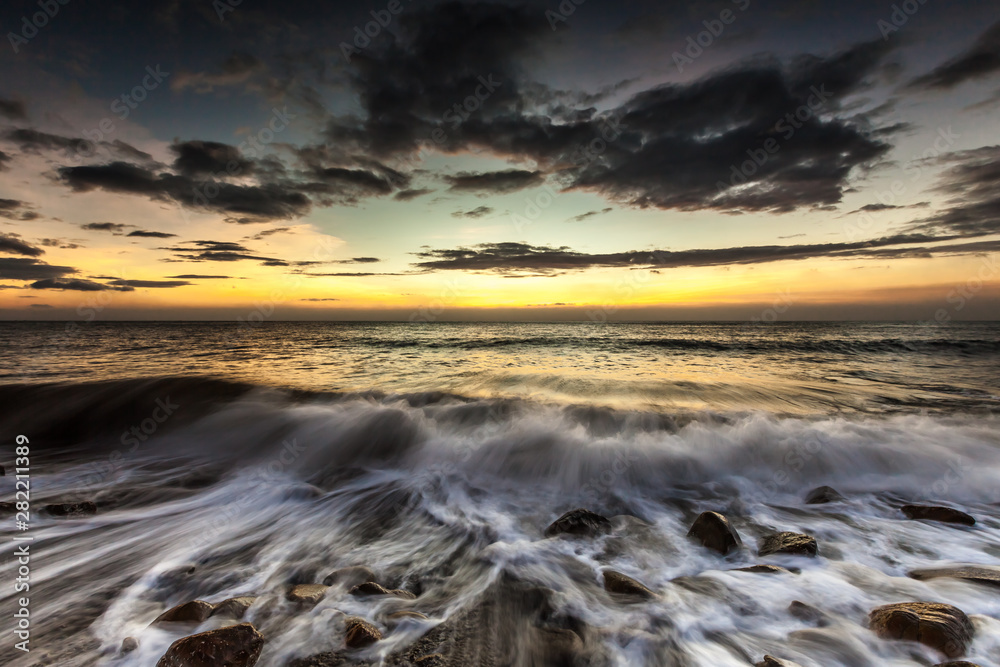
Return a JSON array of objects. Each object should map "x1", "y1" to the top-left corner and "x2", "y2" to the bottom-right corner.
[
  {"x1": 121, "y1": 637, "x2": 139, "y2": 654},
  {"x1": 349, "y1": 581, "x2": 416, "y2": 599},
  {"x1": 531, "y1": 627, "x2": 585, "y2": 665},
  {"x1": 687, "y1": 511, "x2": 742, "y2": 555},
  {"x1": 386, "y1": 610, "x2": 428, "y2": 622},
  {"x1": 211, "y1": 596, "x2": 258, "y2": 619},
  {"x1": 155, "y1": 622, "x2": 264, "y2": 667},
  {"x1": 869, "y1": 602, "x2": 974, "y2": 658},
  {"x1": 756, "y1": 657, "x2": 803, "y2": 667},
  {"x1": 934, "y1": 663, "x2": 982, "y2": 667},
  {"x1": 909, "y1": 566, "x2": 1000, "y2": 588},
  {"x1": 544, "y1": 508, "x2": 612, "y2": 538},
  {"x1": 902, "y1": 505, "x2": 975, "y2": 526},
  {"x1": 602, "y1": 570, "x2": 654, "y2": 600},
  {"x1": 734, "y1": 564, "x2": 792, "y2": 574},
  {"x1": 413, "y1": 655, "x2": 446, "y2": 667},
  {"x1": 345, "y1": 617, "x2": 381, "y2": 649},
  {"x1": 153, "y1": 600, "x2": 215, "y2": 624},
  {"x1": 788, "y1": 600, "x2": 829, "y2": 626},
  {"x1": 287, "y1": 584, "x2": 329, "y2": 606},
  {"x1": 758, "y1": 532, "x2": 818, "y2": 557},
  {"x1": 44, "y1": 501, "x2": 97, "y2": 517},
  {"x1": 323, "y1": 566, "x2": 376, "y2": 588},
  {"x1": 805, "y1": 486, "x2": 844, "y2": 504}
]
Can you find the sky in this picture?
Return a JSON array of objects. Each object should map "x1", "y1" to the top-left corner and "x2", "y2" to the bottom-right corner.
[{"x1": 0, "y1": 0, "x2": 999, "y2": 321}]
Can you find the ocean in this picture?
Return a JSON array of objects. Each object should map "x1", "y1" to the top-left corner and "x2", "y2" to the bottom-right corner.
[{"x1": 1, "y1": 321, "x2": 999, "y2": 666}]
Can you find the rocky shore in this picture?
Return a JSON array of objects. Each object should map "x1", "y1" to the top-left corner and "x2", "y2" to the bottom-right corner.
[{"x1": 78, "y1": 488, "x2": 996, "y2": 667}]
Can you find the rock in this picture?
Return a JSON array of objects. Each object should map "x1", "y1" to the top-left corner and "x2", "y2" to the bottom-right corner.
[
  {"x1": 805, "y1": 486, "x2": 844, "y2": 504},
  {"x1": 909, "y1": 566, "x2": 1000, "y2": 588},
  {"x1": 413, "y1": 655, "x2": 445, "y2": 667},
  {"x1": 349, "y1": 581, "x2": 416, "y2": 599},
  {"x1": 153, "y1": 600, "x2": 215, "y2": 624},
  {"x1": 0, "y1": 502, "x2": 16, "y2": 515},
  {"x1": 756, "y1": 657, "x2": 803, "y2": 667},
  {"x1": 934, "y1": 663, "x2": 983, "y2": 667},
  {"x1": 687, "y1": 511, "x2": 742, "y2": 555},
  {"x1": 788, "y1": 600, "x2": 829, "y2": 626},
  {"x1": 121, "y1": 637, "x2": 139, "y2": 654},
  {"x1": 902, "y1": 505, "x2": 976, "y2": 526},
  {"x1": 544, "y1": 508, "x2": 612, "y2": 538},
  {"x1": 602, "y1": 570, "x2": 654, "y2": 600},
  {"x1": 287, "y1": 584, "x2": 329, "y2": 606},
  {"x1": 44, "y1": 501, "x2": 97, "y2": 517},
  {"x1": 0, "y1": 464, "x2": 5, "y2": 476},
  {"x1": 386, "y1": 610, "x2": 428, "y2": 622},
  {"x1": 323, "y1": 566, "x2": 376, "y2": 588},
  {"x1": 288, "y1": 653, "x2": 361, "y2": 667},
  {"x1": 344, "y1": 617, "x2": 381, "y2": 649},
  {"x1": 734, "y1": 564, "x2": 793, "y2": 574},
  {"x1": 155, "y1": 622, "x2": 264, "y2": 667},
  {"x1": 211, "y1": 596, "x2": 258, "y2": 619},
  {"x1": 758, "y1": 532, "x2": 818, "y2": 557},
  {"x1": 869, "y1": 602, "x2": 974, "y2": 658},
  {"x1": 531, "y1": 627, "x2": 585, "y2": 665}
]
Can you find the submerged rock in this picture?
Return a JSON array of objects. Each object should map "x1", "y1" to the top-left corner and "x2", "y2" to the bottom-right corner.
[
  {"x1": 386, "y1": 610, "x2": 428, "y2": 622},
  {"x1": 345, "y1": 617, "x2": 381, "y2": 649},
  {"x1": 349, "y1": 581, "x2": 416, "y2": 599},
  {"x1": 602, "y1": 570, "x2": 654, "y2": 600},
  {"x1": 155, "y1": 622, "x2": 264, "y2": 667},
  {"x1": 734, "y1": 564, "x2": 793, "y2": 574},
  {"x1": 413, "y1": 654, "x2": 446, "y2": 667},
  {"x1": 153, "y1": 600, "x2": 215, "y2": 624},
  {"x1": 758, "y1": 532, "x2": 818, "y2": 557},
  {"x1": 211, "y1": 596, "x2": 258, "y2": 619},
  {"x1": 909, "y1": 566, "x2": 1000, "y2": 588},
  {"x1": 687, "y1": 511, "x2": 742, "y2": 555},
  {"x1": 323, "y1": 566, "x2": 377, "y2": 588},
  {"x1": 287, "y1": 584, "x2": 329, "y2": 606},
  {"x1": 788, "y1": 600, "x2": 829, "y2": 626},
  {"x1": 544, "y1": 508, "x2": 612, "y2": 538},
  {"x1": 121, "y1": 637, "x2": 139, "y2": 654},
  {"x1": 934, "y1": 663, "x2": 983, "y2": 667},
  {"x1": 869, "y1": 601, "x2": 974, "y2": 658},
  {"x1": 902, "y1": 505, "x2": 976, "y2": 526},
  {"x1": 805, "y1": 486, "x2": 844, "y2": 504},
  {"x1": 756, "y1": 657, "x2": 804, "y2": 667},
  {"x1": 44, "y1": 501, "x2": 97, "y2": 517}
]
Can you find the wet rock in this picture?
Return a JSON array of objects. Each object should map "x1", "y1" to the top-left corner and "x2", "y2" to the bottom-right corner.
[
  {"x1": 153, "y1": 600, "x2": 215, "y2": 624},
  {"x1": 758, "y1": 532, "x2": 818, "y2": 557},
  {"x1": 323, "y1": 566, "x2": 376, "y2": 588},
  {"x1": 602, "y1": 570, "x2": 654, "y2": 600},
  {"x1": 805, "y1": 486, "x2": 844, "y2": 504},
  {"x1": 789, "y1": 600, "x2": 829, "y2": 626},
  {"x1": 211, "y1": 596, "x2": 257, "y2": 619},
  {"x1": 0, "y1": 464, "x2": 4, "y2": 476},
  {"x1": 687, "y1": 511, "x2": 742, "y2": 555},
  {"x1": 121, "y1": 637, "x2": 139, "y2": 654},
  {"x1": 345, "y1": 617, "x2": 381, "y2": 649},
  {"x1": 734, "y1": 564, "x2": 793, "y2": 574},
  {"x1": 902, "y1": 505, "x2": 975, "y2": 526},
  {"x1": 288, "y1": 653, "x2": 356, "y2": 667},
  {"x1": 0, "y1": 502, "x2": 16, "y2": 515},
  {"x1": 544, "y1": 508, "x2": 612, "y2": 538},
  {"x1": 349, "y1": 581, "x2": 416, "y2": 599},
  {"x1": 413, "y1": 655, "x2": 446, "y2": 667},
  {"x1": 155, "y1": 622, "x2": 264, "y2": 667},
  {"x1": 386, "y1": 610, "x2": 428, "y2": 622},
  {"x1": 44, "y1": 501, "x2": 97, "y2": 517},
  {"x1": 909, "y1": 566, "x2": 1000, "y2": 588},
  {"x1": 756, "y1": 657, "x2": 804, "y2": 667},
  {"x1": 531, "y1": 627, "x2": 585, "y2": 665},
  {"x1": 934, "y1": 663, "x2": 982, "y2": 667},
  {"x1": 287, "y1": 584, "x2": 329, "y2": 606},
  {"x1": 869, "y1": 601, "x2": 974, "y2": 658}
]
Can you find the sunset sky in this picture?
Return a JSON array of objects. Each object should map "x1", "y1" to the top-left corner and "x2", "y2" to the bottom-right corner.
[{"x1": 1, "y1": 0, "x2": 999, "y2": 320}]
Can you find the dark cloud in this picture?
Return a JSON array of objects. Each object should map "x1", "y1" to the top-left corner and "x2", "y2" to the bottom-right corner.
[
  {"x1": 0, "y1": 150, "x2": 11, "y2": 171},
  {"x1": 300, "y1": 298, "x2": 340, "y2": 301},
  {"x1": 569, "y1": 208, "x2": 613, "y2": 222},
  {"x1": 170, "y1": 140, "x2": 254, "y2": 177},
  {"x1": 127, "y1": 230, "x2": 178, "y2": 238},
  {"x1": 410, "y1": 233, "x2": 987, "y2": 275},
  {"x1": 171, "y1": 52, "x2": 265, "y2": 93},
  {"x1": 161, "y1": 240, "x2": 285, "y2": 265},
  {"x1": 394, "y1": 188, "x2": 434, "y2": 201},
  {"x1": 445, "y1": 170, "x2": 544, "y2": 194},
  {"x1": 106, "y1": 279, "x2": 191, "y2": 288},
  {"x1": 166, "y1": 274, "x2": 234, "y2": 279},
  {"x1": 0, "y1": 234, "x2": 44, "y2": 257},
  {"x1": 58, "y1": 162, "x2": 312, "y2": 221},
  {"x1": 2, "y1": 128, "x2": 152, "y2": 163},
  {"x1": 0, "y1": 198, "x2": 37, "y2": 221},
  {"x1": 29, "y1": 278, "x2": 133, "y2": 291},
  {"x1": 0, "y1": 258, "x2": 76, "y2": 281},
  {"x1": 907, "y1": 21, "x2": 1000, "y2": 90},
  {"x1": 82, "y1": 222, "x2": 129, "y2": 232},
  {"x1": 336, "y1": 257, "x2": 381, "y2": 264},
  {"x1": 908, "y1": 145, "x2": 1000, "y2": 237},
  {"x1": 29, "y1": 303, "x2": 53, "y2": 309},
  {"x1": 0, "y1": 98, "x2": 27, "y2": 120},
  {"x1": 38, "y1": 238, "x2": 83, "y2": 249},
  {"x1": 452, "y1": 206, "x2": 493, "y2": 218}
]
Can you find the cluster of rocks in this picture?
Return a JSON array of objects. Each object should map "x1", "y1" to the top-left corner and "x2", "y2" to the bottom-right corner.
[{"x1": 135, "y1": 489, "x2": 988, "y2": 666}]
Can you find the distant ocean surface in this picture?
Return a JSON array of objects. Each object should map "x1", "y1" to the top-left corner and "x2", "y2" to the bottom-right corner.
[
  {"x1": 2, "y1": 321, "x2": 1000, "y2": 414},
  {"x1": 2, "y1": 322, "x2": 1000, "y2": 666}
]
